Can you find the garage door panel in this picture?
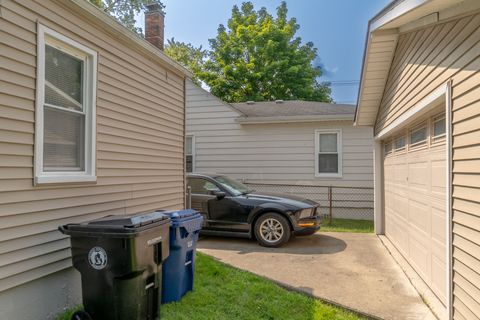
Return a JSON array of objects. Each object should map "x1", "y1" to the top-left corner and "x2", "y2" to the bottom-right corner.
[
  {"x1": 409, "y1": 235, "x2": 430, "y2": 280},
  {"x1": 394, "y1": 162, "x2": 408, "y2": 184},
  {"x1": 394, "y1": 193, "x2": 409, "y2": 220},
  {"x1": 409, "y1": 160, "x2": 429, "y2": 188},
  {"x1": 386, "y1": 211, "x2": 409, "y2": 257},
  {"x1": 432, "y1": 207, "x2": 447, "y2": 244},
  {"x1": 431, "y1": 158, "x2": 446, "y2": 195},
  {"x1": 408, "y1": 199, "x2": 430, "y2": 235},
  {"x1": 432, "y1": 255, "x2": 447, "y2": 303},
  {"x1": 384, "y1": 136, "x2": 446, "y2": 305}
]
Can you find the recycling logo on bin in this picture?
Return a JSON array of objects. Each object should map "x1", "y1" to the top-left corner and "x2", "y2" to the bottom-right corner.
[{"x1": 88, "y1": 246, "x2": 108, "y2": 270}]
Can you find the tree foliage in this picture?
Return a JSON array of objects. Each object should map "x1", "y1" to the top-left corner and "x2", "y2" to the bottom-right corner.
[
  {"x1": 201, "y1": 2, "x2": 331, "y2": 103},
  {"x1": 89, "y1": 0, "x2": 165, "y2": 34},
  {"x1": 164, "y1": 38, "x2": 206, "y2": 85}
]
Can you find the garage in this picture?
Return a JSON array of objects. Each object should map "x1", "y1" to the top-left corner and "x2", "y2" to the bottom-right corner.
[{"x1": 383, "y1": 111, "x2": 447, "y2": 305}]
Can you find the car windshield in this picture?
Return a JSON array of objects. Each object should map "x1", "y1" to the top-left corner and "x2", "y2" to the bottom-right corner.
[{"x1": 215, "y1": 176, "x2": 251, "y2": 196}]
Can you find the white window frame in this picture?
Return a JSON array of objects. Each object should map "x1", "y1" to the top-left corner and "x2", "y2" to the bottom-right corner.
[
  {"x1": 186, "y1": 135, "x2": 195, "y2": 173},
  {"x1": 409, "y1": 122, "x2": 428, "y2": 149},
  {"x1": 314, "y1": 129, "x2": 342, "y2": 178},
  {"x1": 394, "y1": 135, "x2": 406, "y2": 152},
  {"x1": 432, "y1": 113, "x2": 446, "y2": 143},
  {"x1": 35, "y1": 24, "x2": 97, "y2": 184}
]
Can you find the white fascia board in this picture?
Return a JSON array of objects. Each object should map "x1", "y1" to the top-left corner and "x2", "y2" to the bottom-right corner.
[
  {"x1": 236, "y1": 114, "x2": 354, "y2": 124},
  {"x1": 370, "y1": 0, "x2": 432, "y2": 31}
]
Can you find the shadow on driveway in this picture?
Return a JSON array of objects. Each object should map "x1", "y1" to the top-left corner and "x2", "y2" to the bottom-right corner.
[{"x1": 198, "y1": 233, "x2": 347, "y2": 255}]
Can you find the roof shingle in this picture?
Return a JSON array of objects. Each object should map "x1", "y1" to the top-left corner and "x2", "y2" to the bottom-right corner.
[{"x1": 231, "y1": 100, "x2": 356, "y2": 118}]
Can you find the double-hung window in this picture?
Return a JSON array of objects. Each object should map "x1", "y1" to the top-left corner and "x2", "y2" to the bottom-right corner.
[
  {"x1": 315, "y1": 129, "x2": 342, "y2": 177},
  {"x1": 35, "y1": 25, "x2": 97, "y2": 184},
  {"x1": 186, "y1": 135, "x2": 195, "y2": 173}
]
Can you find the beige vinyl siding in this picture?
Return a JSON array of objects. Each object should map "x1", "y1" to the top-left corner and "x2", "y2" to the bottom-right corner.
[
  {"x1": 375, "y1": 13, "x2": 480, "y2": 319},
  {"x1": 0, "y1": 0, "x2": 185, "y2": 293},
  {"x1": 186, "y1": 80, "x2": 374, "y2": 187}
]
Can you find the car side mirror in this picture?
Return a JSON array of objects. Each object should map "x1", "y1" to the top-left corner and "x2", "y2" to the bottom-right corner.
[{"x1": 213, "y1": 191, "x2": 226, "y2": 200}]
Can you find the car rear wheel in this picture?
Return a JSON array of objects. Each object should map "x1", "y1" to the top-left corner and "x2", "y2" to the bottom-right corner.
[{"x1": 254, "y1": 213, "x2": 291, "y2": 247}]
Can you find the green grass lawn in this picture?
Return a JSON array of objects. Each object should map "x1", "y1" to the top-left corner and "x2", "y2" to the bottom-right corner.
[
  {"x1": 58, "y1": 253, "x2": 365, "y2": 320},
  {"x1": 320, "y1": 218, "x2": 374, "y2": 233}
]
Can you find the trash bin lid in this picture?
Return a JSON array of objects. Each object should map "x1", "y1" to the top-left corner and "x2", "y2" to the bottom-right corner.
[
  {"x1": 59, "y1": 211, "x2": 170, "y2": 236},
  {"x1": 90, "y1": 211, "x2": 169, "y2": 228},
  {"x1": 158, "y1": 209, "x2": 198, "y2": 221}
]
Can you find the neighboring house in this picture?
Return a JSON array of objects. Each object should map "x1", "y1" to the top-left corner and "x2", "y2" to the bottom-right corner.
[
  {"x1": 186, "y1": 80, "x2": 374, "y2": 219},
  {"x1": 356, "y1": 0, "x2": 480, "y2": 318},
  {"x1": 0, "y1": 1, "x2": 189, "y2": 319}
]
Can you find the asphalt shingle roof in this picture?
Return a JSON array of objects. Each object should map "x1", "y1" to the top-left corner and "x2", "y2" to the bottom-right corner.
[{"x1": 231, "y1": 100, "x2": 356, "y2": 118}]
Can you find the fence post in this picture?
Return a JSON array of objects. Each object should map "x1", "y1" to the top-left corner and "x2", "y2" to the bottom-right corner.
[
  {"x1": 328, "y1": 186, "x2": 333, "y2": 226},
  {"x1": 186, "y1": 186, "x2": 192, "y2": 209}
]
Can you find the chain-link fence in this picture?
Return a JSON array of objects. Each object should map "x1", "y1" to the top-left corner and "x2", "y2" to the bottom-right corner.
[{"x1": 243, "y1": 182, "x2": 374, "y2": 221}]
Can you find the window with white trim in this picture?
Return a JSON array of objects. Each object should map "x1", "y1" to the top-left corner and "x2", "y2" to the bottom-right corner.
[
  {"x1": 186, "y1": 135, "x2": 194, "y2": 173},
  {"x1": 35, "y1": 25, "x2": 97, "y2": 184},
  {"x1": 394, "y1": 135, "x2": 406, "y2": 151},
  {"x1": 409, "y1": 123, "x2": 427, "y2": 148},
  {"x1": 315, "y1": 130, "x2": 342, "y2": 177}
]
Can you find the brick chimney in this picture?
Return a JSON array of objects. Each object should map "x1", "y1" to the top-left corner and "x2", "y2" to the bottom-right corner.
[{"x1": 145, "y1": 3, "x2": 165, "y2": 50}]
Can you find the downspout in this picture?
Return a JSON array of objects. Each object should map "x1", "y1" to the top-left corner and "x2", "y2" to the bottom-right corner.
[{"x1": 445, "y1": 80, "x2": 453, "y2": 320}]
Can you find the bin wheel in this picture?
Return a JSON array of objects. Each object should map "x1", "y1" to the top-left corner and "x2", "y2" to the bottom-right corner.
[{"x1": 71, "y1": 310, "x2": 92, "y2": 320}]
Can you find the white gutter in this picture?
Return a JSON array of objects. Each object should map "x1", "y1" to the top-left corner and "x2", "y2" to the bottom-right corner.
[
  {"x1": 69, "y1": 0, "x2": 193, "y2": 78},
  {"x1": 236, "y1": 114, "x2": 354, "y2": 124}
]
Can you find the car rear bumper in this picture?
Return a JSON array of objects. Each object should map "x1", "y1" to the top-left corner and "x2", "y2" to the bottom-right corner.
[{"x1": 293, "y1": 216, "x2": 321, "y2": 235}]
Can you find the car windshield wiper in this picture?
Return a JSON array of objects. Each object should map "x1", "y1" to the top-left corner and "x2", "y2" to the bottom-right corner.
[{"x1": 240, "y1": 189, "x2": 255, "y2": 195}]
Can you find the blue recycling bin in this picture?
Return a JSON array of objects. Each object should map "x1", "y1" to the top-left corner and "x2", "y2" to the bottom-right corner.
[{"x1": 159, "y1": 209, "x2": 203, "y2": 303}]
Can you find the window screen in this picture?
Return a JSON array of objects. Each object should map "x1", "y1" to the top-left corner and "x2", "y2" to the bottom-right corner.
[
  {"x1": 45, "y1": 45, "x2": 84, "y2": 111},
  {"x1": 43, "y1": 107, "x2": 85, "y2": 171},
  {"x1": 43, "y1": 45, "x2": 86, "y2": 171}
]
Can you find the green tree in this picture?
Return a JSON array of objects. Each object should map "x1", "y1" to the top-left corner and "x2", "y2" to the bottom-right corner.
[
  {"x1": 89, "y1": 0, "x2": 165, "y2": 34},
  {"x1": 164, "y1": 38, "x2": 206, "y2": 85},
  {"x1": 201, "y1": 1, "x2": 332, "y2": 103}
]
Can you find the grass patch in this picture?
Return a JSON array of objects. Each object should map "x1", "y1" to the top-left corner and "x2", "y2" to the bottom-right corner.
[
  {"x1": 56, "y1": 306, "x2": 81, "y2": 320},
  {"x1": 320, "y1": 218, "x2": 374, "y2": 233},
  {"x1": 58, "y1": 253, "x2": 366, "y2": 320},
  {"x1": 161, "y1": 253, "x2": 364, "y2": 320}
]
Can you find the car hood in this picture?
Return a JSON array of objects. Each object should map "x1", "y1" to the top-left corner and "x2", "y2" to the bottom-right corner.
[{"x1": 243, "y1": 192, "x2": 318, "y2": 208}]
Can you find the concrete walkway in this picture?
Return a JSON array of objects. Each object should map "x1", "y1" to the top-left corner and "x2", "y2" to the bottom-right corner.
[{"x1": 198, "y1": 232, "x2": 436, "y2": 320}]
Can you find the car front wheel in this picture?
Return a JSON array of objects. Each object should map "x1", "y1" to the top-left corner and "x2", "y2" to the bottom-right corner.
[{"x1": 254, "y1": 213, "x2": 291, "y2": 247}]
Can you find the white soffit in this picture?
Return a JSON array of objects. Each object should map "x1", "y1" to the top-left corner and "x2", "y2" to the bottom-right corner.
[{"x1": 355, "y1": 29, "x2": 398, "y2": 126}]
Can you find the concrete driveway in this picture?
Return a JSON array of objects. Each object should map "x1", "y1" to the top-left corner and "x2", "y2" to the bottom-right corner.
[{"x1": 197, "y1": 232, "x2": 436, "y2": 320}]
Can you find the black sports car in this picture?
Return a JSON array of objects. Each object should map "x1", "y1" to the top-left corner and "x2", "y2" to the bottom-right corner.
[{"x1": 187, "y1": 173, "x2": 321, "y2": 247}]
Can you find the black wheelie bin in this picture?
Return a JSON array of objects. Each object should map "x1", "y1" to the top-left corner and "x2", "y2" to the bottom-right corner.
[{"x1": 59, "y1": 211, "x2": 170, "y2": 320}]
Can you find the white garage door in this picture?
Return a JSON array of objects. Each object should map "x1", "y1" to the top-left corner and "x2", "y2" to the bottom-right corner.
[{"x1": 383, "y1": 117, "x2": 447, "y2": 305}]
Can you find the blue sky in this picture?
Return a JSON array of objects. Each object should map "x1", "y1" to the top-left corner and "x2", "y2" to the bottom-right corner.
[{"x1": 138, "y1": 0, "x2": 390, "y2": 104}]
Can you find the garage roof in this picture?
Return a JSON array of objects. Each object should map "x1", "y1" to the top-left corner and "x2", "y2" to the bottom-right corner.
[
  {"x1": 355, "y1": 0, "x2": 470, "y2": 126},
  {"x1": 232, "y1": 101, "x2": 355, "y2": 124}
]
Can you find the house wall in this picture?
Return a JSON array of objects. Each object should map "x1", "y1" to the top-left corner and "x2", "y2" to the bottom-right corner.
[
  {"x1": 375, "y1": 13, "x2": 480, "y2": 320},
  {"x1": 186, "y1": 80, "x2": 374, "y2": 219},
  {"x1": 0, "y1": 0, "x2": 185, "y2": 318}
]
